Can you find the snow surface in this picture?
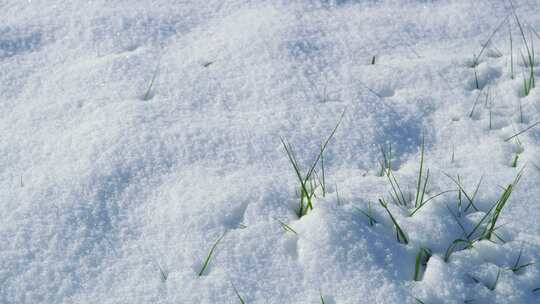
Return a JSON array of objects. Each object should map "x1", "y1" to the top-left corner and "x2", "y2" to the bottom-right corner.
[{"x1": 2, "y1": 0, "x2": 540, "y2": 303}]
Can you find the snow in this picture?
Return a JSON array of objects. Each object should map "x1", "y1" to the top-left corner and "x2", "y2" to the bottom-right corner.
[{"x1": 2, "y1": 0, "x2": 540, "y2": 303}]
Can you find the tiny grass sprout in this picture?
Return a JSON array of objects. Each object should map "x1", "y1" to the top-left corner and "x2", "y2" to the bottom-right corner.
[
  {"x1": 335, "y1": 182, "x2": 341, "y2": 206},
  {"x1": 320, "y1": 291, "x2": 326, "y2": 304},
  {"x1": 281, "y1": 111, "x2": 345, "y2": 217},
  {"x1": 488, "y1": 269, "x2": 501, "y2": 290},
  {"x1": 518, "y1": 99, "x2": 524, "y2": 124},
  {"x1": 379, "y1": 198, "x2": 408, "y2": 244},
  {"x1": 142, "y1": 67, "x2": 159, "y2": 101},
  {"x1": 469, "y1": 90, "x2": 483, "y2": 118},
  {"x1": 156, "y1": 260, "x2": 169, "y2": 282},
  {"x1": 379, "y1": 143, "x2": 392, "y2": 177},
  {"x1": 533, "y1": 287, "x2": 540, "y2": 293},
  {"x1": 353, "y1": 203, "x2": 377, "y2": 226},
  {"x1": 414, "y1": 137, "x2": 427, "y2": 209},
  {"x1": 474, "y1": 68, "x2": 480, "y2": 90},
  {"x1": 371, "y1": 55, "x2": 376, "y2": 65},
  {"x1": 198, "y1": 233, "x2": 226, "y2": 276},
  {"x1": 275, "y1": 218, "x2": 298, "y2": 235},
  {"x1": 414, "y1": 298, "x2": 426, "y2": 304},
  {"x1": 413, "y1": 247, "x2": 432, "y2": 281},
  {"x1": 511, "y1": 242, "x2": 535, "y2": 273}
]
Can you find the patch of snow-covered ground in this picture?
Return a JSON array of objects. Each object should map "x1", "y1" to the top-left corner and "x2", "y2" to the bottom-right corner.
[{"x1": 2, "y1": 1, "x2": 540, "y2": 303}]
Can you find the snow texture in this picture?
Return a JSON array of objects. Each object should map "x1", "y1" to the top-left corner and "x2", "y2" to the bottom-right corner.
[{"x1": 2, "y1": 0, "x2": 540, "y2": 303}]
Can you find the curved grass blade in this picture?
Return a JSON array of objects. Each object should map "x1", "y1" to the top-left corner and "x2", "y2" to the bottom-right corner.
[
  {"x1": 379, "y1": 198, "x2": 408, "y2": 244},
  {"x1": 198, "y1": 233, "x2": 226, "y2": 276},
  {"x1": 414, "y1": 247, "x2": 432, "y2": 281},
  {"x1": 444, "y1": 239, "x2": 473, "y2": 262}
]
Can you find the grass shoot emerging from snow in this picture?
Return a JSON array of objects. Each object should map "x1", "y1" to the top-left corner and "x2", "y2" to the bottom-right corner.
[
  {"x1": 233, "y1": 284, "x2": 246, "y2": 304},
  {"x1": 378, "y1": 198, "x2": 408, "y2": 244},
  {"x1": 413, "y1": 247, "x2": 432, "y2": 281},
  {"x1": 198, "y1": 233, "x2": 226, "y2": 276},
  {"x1": 281, "y1": 111, "x2": 345, "y2": 217},
  {"x1": 511, "y1": 242, "x2": 535, "y2": 273}
]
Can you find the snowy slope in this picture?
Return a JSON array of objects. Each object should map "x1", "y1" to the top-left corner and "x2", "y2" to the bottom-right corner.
[{"x1": 2, "y1": 1, "x2": 540, "y2": 303}]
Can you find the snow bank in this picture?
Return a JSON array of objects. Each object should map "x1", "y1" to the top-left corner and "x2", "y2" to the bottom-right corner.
[{"x1": 2, "y1": 0, "x2": 540, "y2": 303}]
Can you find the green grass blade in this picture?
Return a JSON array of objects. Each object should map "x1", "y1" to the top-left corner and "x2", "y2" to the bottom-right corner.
[
  {"x1": 304, "y1": 110, "x2": 346, "y2": 183},
  {"x1": 233, "y1": 285, "x2": 246, "y2": 304},
  {"x1": 409, "y1": 189, "x2": 456, "y2": 216},
  {"x1": 387, "y1": 169, "x2": 407, "y2": 206},
  {"x1": 353, "y1": 205, "x2": 378, "y2": 226},
  {"x1": 415, "y1": 136, "x2": 425, "y2": 208},
  {"x1": 444, "y1": 239, "x2": 473, "y2": 262},
  {"x1": 275, "y1": 218, "x2": 298, "y2": 235},
  {"x1": 504, "y1": 120, "x2": 540, "y2": 142},
  {"x1": 414, "y1": 247, "x2": 432, "y2": 281},
  {"x1": 379, "y1": 199, "x2": 408, "y2": 244},
  {"x1": 198, "y1": 233, "x2": 226, "y2": 276}
]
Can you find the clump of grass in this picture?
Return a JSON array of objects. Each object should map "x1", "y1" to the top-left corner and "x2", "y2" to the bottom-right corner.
[
  {"x1": 281, "y1": 111, "x2": 345, "y2": 217},
  {"x1": 413, "y1": 247, "x2": 432, "y2": 281},
  {"x1": 383, "y1": 138, "x2": 451, "y2": 217},
  {"x1": 384, "y1": 137, "x2": 428, "y2": 209},
  {"x1": 198, "y1": 233, "x2": 226, "y2": 276},
  {"x1": 510, "y1": 5, "x2": 536, "y2": 96},
  {"x1": 481, "y1": 169, "x2": 523, "y2": 241},
  {"x1": 444, "y1": 170, "x2": 522, "y2": 262},
  {"x1": 379, "y1": 198, "x2": 408, "y2": 244}
]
